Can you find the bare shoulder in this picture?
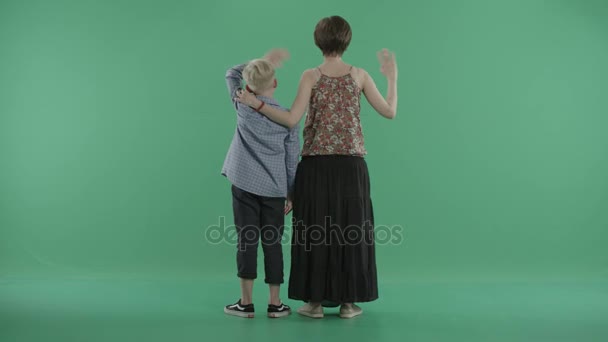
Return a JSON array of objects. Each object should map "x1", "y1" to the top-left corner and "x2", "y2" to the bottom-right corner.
[
  {"x1": 302, "y1": 68, "x2": 319, "y2": 79},
  {"x1": 301, "y1": 68, "x2": 320, "y2": 85},
  {"x1": 303, "y1": 68, "x2": 318, "y2": 75},
  {"x1": 350, "y1": 66, "x2": 369, "y2": 89}
]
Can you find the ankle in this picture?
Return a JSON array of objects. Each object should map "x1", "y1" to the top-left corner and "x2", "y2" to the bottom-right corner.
[
  {"x1": 241, "y1": 298, "x2": 253, "y2": 305},
  {"x1": 269, "y1": 298, "x2": 282, "y2": 306}
]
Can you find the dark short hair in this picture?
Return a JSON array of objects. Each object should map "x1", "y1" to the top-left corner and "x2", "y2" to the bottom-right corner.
[{"x1": 314, "y1": 16, "x2": 352, "y2": 56}]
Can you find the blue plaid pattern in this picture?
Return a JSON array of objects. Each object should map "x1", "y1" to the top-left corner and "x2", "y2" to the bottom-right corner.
[{"x1": 221, "y1": 64, "x2": 300, "y2": 198}]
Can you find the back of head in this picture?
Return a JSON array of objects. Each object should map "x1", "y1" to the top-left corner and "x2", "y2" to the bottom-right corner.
[
  {"x1": 243, "y1": 59, "x2": 276, "y2": 93},
  {"x1": 314, "y1": 16, "x2": 352, "y2": 57}
]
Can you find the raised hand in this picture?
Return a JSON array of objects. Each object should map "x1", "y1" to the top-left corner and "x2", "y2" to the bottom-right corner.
[
  {"x1": 377, "y1": 49, "x2": 397, "y2": 81},
  {"x1": 264, "y1": 48, "x2": 290, "y2": 68}
]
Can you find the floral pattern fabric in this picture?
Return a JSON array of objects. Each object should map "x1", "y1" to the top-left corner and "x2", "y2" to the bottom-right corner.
[{"x1": 301, "y1": 73, "x2": 366, "y2": 156}]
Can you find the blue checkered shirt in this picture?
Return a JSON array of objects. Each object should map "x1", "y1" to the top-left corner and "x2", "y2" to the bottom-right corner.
[{"x1": 221, "y1": 64, "x2": 300, "y2": 198}]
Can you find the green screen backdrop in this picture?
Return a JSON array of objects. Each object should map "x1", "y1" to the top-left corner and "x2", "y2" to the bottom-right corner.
[{"x1": 1, "y1": 0, "x2": 607, "y2": 341}]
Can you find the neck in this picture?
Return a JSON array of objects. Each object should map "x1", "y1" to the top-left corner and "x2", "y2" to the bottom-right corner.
[{"x1": 323, "y1": 55, "x2": 343, "y2": 63}]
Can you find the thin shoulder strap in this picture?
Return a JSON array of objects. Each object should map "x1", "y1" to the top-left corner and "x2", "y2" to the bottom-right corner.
[{"x1": 314, "y1": 68, "x2": 323, "y2": 82}]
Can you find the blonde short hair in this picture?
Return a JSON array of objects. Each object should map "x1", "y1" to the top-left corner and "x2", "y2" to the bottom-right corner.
[{"x1": 243, "y1": 59, "x2": 275, "y2": 92}]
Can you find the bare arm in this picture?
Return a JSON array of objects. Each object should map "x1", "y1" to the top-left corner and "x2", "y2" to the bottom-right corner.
[
  {"x1": 236, "y1": 70, "x2": 316, "y2": 128},
  {"x1": 362, "y1": 49, "x2": 398, "y2": 119},
  {"x1": 362, "y1": 70, "x2": 398, "y2": 119}
]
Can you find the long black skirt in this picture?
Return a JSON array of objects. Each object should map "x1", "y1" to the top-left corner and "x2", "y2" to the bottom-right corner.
[{"x1": 288, "y1": 155, "x2": 379, "y2": 303}]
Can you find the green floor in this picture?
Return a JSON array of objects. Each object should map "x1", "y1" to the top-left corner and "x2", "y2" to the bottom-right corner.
[{"x1": 1, "y1": 276, "x2": 607, "y2": 342}]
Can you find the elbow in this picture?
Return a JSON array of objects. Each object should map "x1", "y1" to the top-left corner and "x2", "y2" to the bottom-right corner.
[
  {"x1": 385, "y1": 109, "x2": 397, "y2": 119},
  {"x1": 286, "y1": 118, "x2": 299, "y2": 129},
  {"x1": 225, "y1": 68, "x2": 239, "y2": 80}
]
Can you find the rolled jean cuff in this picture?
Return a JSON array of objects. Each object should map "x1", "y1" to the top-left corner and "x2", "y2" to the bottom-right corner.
[{"x1": 238, "y1": 272, "x2": 257, "y2": 280}]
